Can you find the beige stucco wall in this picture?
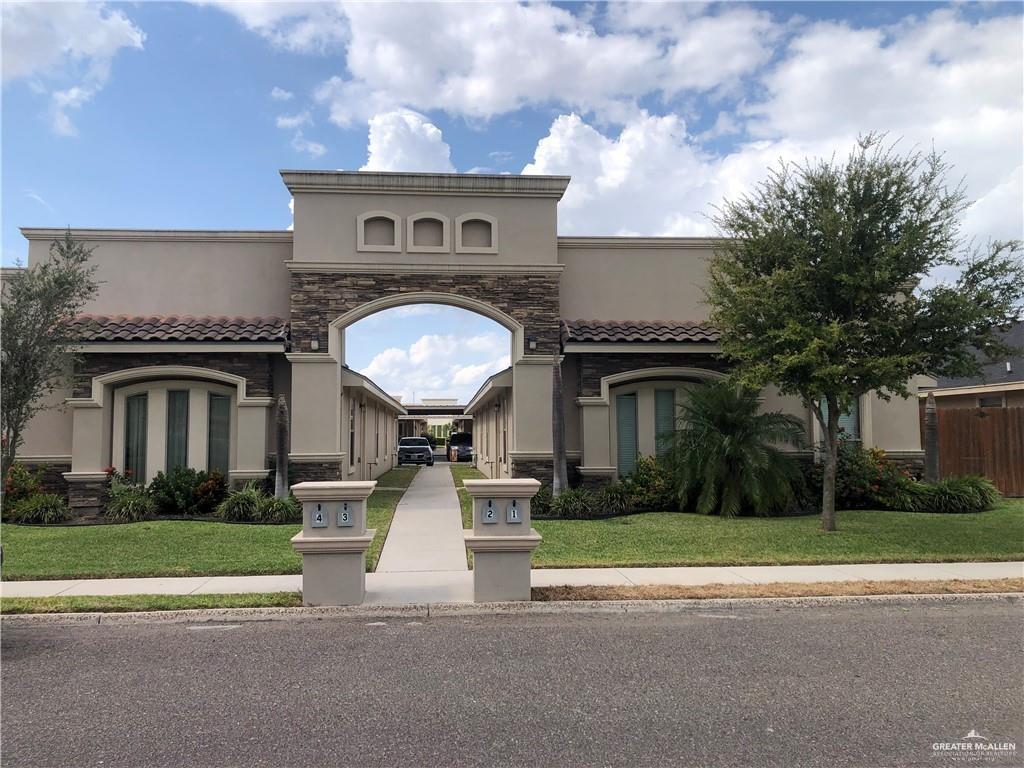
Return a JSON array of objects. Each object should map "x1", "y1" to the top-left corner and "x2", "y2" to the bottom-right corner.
[
  {"x1": 557, "y1": 240, "x2": 714, "y2": 321},
  {"x1": 292, "y1": 193, "x2": 558, "y2": 265},
  {"x1": 24, "y1": 231, "x2": 292, "y2": 317},
  {"x1": 16, "y1": 386, "x2": 74, "y2": 458}
]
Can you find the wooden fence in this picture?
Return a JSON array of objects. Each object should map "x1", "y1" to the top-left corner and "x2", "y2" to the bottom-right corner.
[{"x1": 934, "y1": 407, "x2": 1024, "y2": 497}]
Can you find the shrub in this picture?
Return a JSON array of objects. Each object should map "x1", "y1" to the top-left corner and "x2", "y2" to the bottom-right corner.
[
  {"x1": 596, "y1": 484, "x2": 634, "y2": 517},
  {"x1": 3, "y1": 492, "x2": 71, "y2": 524},
  {"x1": 530, "y1": 486, "x2": 553, "y2": 517},
  {"x1": 798, "y1": 445, "x2": 916, "y2": 511},
  {"x1": 215, "y1": 482, "x2": 264, "y2": 522},
  {"x1": 664, "y1": 382, "x2": 805, "y2": 517},
  {"x1": 104, "y1": 480, "x2": 157, "y2": 522},
  {"x1": 549, "y1": 488, "x2": 598, "y2": 520},
  {"x1": 254, "y1": 494, "x2": 301, "y2": 523},
  {"x1": 149, "y1": 467, "x2": 226, "y2": 517},
  {"x1": 621, "y1": 456, "x2": 677, "y2": 512},
  {"x1": 4, "y1": 462, "x2": 44, "y2": 504},
  {"x1": 894, "y1": 475, "x2": 1000, "y2": 514}
]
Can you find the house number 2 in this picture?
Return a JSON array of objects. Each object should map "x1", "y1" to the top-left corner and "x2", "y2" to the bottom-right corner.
[
  {"x1": 337, "y1": 502, "x2": 354, "y2": 527},
  {"x1": 482, "y1": 499, "x2": 497, "y2": 524}
]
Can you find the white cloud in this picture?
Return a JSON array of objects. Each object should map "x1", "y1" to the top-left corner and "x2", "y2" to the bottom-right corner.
[
  {"x1": 291, "y1": 130, "x2": 326, "y2": 158},
  {"x1": 304, "y1": 3, "x2": 779, "y2": 125},
  {"x1": 523, "y1": 9, "x2": 1023, "y2": 243},
  {"x1": 198, "y1": 1, "x2": 347, "y2": 53},
  {"x1": 276, "y1": 111, "x2": 311, "y2": 129},
  {"x1": 2, "y1": 2, "x2": 145, "y2": 135},
  {"x1": 360, "y1": 110, "x2": 455, "y2": 172},
  {"x1": 358, "y1": 331, "x2": 511, "y2": 403},
  {"x1": 287, "y1": 197, "x2": 294, "y2": 231},
  {"x1": 270, "y1": 86, "x2": 294, "y2": 101}
]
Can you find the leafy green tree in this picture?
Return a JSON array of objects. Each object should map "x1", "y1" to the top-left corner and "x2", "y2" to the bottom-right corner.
[
  {"x1": 664, "y1": 381, "x2": 806, "y2": 517},
  {"x1": 1, "y1": 231, "x2": 98, "y2": 478},
  {"x1": 708, "y1": 135, "x2": 1023, "y2": 531}
]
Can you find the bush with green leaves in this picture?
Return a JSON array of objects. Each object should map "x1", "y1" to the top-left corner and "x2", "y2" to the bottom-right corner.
[
  {"x1": 596, "y1": 483, "x2": 634, "y2": 517},
  {"x1": 149, "y1": 466, "x2": 227, "y2": 517},
  {"x1": 2, "y1": 492, "x2": 71, "y2": 524},
  {"x1": 530, "y1": 486, "x2": 553, "y2": 517},
  {"x1": 876, "y1": 475, "x2": 1000, "y2": 514},
  {"x1": 4, "y1": 462, "x2": 44, "y2": 504},
  {"x1": 663, "y1": 381, "x2": 805, "y2": 517},
  {"x1": 215, "y1": 482, "x2": 264, "y2": 521},
  {"x1": 548, "y1": 488, "x2": 598, "y2": 520},
  {"x1": 254, "y1": 494, "x2": 301, "y2": 523},
  {"x1": 104, "y1": 480, "x2": 157, "y2": 522},
  {"x1": 621, "y1": 456, "x2": 677, "y2": 512}
]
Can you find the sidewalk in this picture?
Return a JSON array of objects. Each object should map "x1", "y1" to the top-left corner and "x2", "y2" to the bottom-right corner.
[
  {"x1": 3, "y1": 562, "x2": 1020, "y2": 605},
  {"x1": 374, "y1": 464, "x2": 467, "y2": 573}
]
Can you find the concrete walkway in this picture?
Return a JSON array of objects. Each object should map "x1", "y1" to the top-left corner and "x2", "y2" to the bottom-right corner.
[
  {"x1": 2, "y1": 562, "x2": 1020, "y2": 605},
  {"x1": 374, "y1": 464, "x2": 468, "y2": 573}
]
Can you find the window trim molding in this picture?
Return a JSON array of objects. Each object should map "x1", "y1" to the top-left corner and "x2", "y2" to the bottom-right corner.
[
  {"x1": 455, "y1": 212, "x2": 498, "y2": 254},
  {"x1": 357, "y1": 211, "x2": 401, "y2": 253},
  {"x1": 406, "y1": 212, "x2": 451, "y2": 253}
]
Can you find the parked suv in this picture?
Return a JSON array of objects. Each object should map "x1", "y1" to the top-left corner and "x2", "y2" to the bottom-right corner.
[
  {"x1": 447, "y1": 432, "x2": 473, "y2": 462},
  {"x1": 397, "y1": 437, "x2": 434, "y2": 466}
]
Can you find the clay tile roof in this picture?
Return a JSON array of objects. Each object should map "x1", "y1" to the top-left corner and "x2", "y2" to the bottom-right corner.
[
  {"x1": 561, "y1": 320, "x2": 720, "y2": 344},
  {"x1": 70, "y1": 315, "x2": 289, "y2": 344}
]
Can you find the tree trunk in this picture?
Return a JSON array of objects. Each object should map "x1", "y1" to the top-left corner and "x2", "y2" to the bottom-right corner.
[
  {"x1": 820, "y1": 396, "x2": 840, "y2": 532},
  {"x1": 274, "y1": 396, "x2": 290, "y2": 499},
  {"x1": 551, "y1": 353, "x2": 568, "y2": 496},
  {"x1": 923, "y1": 392, "x2": 939, "y2": 483}
]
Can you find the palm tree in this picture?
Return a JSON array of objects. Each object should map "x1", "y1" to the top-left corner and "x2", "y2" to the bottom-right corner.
[{"x1": 664, "y1": 381, "x2": 806, "y2": 517}]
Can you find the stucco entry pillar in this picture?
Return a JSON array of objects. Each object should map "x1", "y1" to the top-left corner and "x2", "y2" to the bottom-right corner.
[
  {"x1": 286, "y1": 353, "x2": 345, "y2": 478},
  {"x1": 291, "y1": 481, "x2": 376, "y2": 605},
  {"x1": 576, "y1": 398, "x2": 616, "y2": 486}
]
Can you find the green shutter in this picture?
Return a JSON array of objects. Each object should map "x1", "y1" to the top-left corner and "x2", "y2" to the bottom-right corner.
[
  {"x1": 125, "y1": 393, "x2": 148, "y2": 481},
  {"x1": 207, "y1": 394, "x2": 230, "y2": 475},
  {"x1": 655, "y1": 390, "x2": 675, "y2": 458},
  {"x1": 616, "y1": 393, "x2": 638, "y2": 476},
  {"x1": 166, "y1": 390, "x2": 189, "y2": 471},
  {"x1": 820, "y1": 399, "x2": 861, "y2": 441}
]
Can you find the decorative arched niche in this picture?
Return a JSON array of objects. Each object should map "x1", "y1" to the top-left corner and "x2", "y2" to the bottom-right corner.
[
  {"x1": 455, "y1": 212, "x2": 498, "y2": 254},
  {"x1": 407, "y1": 212, "x2": 450, "y2": 253},
  {"x1": 357, "y1": 211, "x2": 401, "y2": 252}
]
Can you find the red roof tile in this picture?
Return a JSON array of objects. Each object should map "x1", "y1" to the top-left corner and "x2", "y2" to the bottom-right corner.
[
  {"x1": 562, "y1": 320, "x2": 719, "y2": 344},
  {"x1": 70, "y1": 315, "x2": 289, "y2": 343}
]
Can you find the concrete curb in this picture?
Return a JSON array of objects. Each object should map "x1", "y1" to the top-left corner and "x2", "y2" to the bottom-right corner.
[{"x1": 2, "y1": 592, "x2": 1020, "y2": 627}]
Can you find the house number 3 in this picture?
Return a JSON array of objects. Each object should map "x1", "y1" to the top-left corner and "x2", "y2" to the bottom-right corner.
[{"x1": 337, "y1": 502, "x2": 354, "y2": 527}]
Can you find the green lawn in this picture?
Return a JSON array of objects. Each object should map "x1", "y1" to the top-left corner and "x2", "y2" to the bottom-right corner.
[
  {"x1": 374, "y1": 466, "x2": 419, "y2": 489},
  {"x1": 1, "y1": 592, "x2": 303, "y2": 615},
  {"x1": 533, "y1": 498, "x2": 1024, "y2": 568},
  {"x1": 450, "y1": 464, "x2": 486, "y2": 529},
  {"x1": 1, "y1": 489, "x2": 404, "y2": 581}
]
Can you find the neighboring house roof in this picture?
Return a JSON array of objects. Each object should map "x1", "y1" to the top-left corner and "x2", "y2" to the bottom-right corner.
[
  {"x1": 561, "y1": 319, "x2": 720, "y2": 344},
  {"x1": 934, "y1": 321, "x2": 1024, "y2": 388},
  {"x1": 70, "y1": 314, "x2": 289, "y2": 343}
]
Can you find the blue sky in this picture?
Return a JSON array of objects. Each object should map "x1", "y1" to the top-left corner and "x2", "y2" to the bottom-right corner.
[{"x1": 3, "y1": 1, "x2": 1022, "y2": 401}]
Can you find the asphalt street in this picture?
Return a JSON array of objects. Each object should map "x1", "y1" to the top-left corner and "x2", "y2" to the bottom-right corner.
[{"x1": 2, "y1": 598, "x2": 1022, "y2": 768}]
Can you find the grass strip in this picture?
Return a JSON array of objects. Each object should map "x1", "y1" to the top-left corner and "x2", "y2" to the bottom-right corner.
[
  {"x1": 532, "y1": 577, "x2": 1023, "y2": 602},
  {"x1": 1, "y1": 592, "x2": 303, "y2": 615}
]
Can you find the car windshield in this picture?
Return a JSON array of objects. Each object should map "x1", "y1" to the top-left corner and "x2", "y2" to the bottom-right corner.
[
  {"x1": 449, "y1": 433, "x2": 471, "y2": 445},
  {"x1": 399, "y1": 438, "x2": 430, "y2": 447}
]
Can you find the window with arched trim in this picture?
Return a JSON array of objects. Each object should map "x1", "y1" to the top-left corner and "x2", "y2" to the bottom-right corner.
[
  {"x1": 455, "y1": 213, "x2": 498, "y2": 254},
  {"x1": 407, "y1": 212, "x2": 450, "y2": 252},
  {"x1": 357, "y1": 211, "x2": 401, "y2": 252}
]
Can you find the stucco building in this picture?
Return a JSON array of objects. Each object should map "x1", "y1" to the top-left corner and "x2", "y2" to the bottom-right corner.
[{"x1": 13, "y1": 170, "x2": 927, "y2": 512}]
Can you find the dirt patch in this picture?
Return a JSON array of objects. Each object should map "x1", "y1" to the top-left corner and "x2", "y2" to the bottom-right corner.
[{"x1": 532, "y1": 578, "x2": 1024, "y2": 602}]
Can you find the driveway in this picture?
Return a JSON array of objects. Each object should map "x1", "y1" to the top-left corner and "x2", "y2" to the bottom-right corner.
[{"x1": 2, "y1": 599, "x2": 1021, "y2": 767}]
